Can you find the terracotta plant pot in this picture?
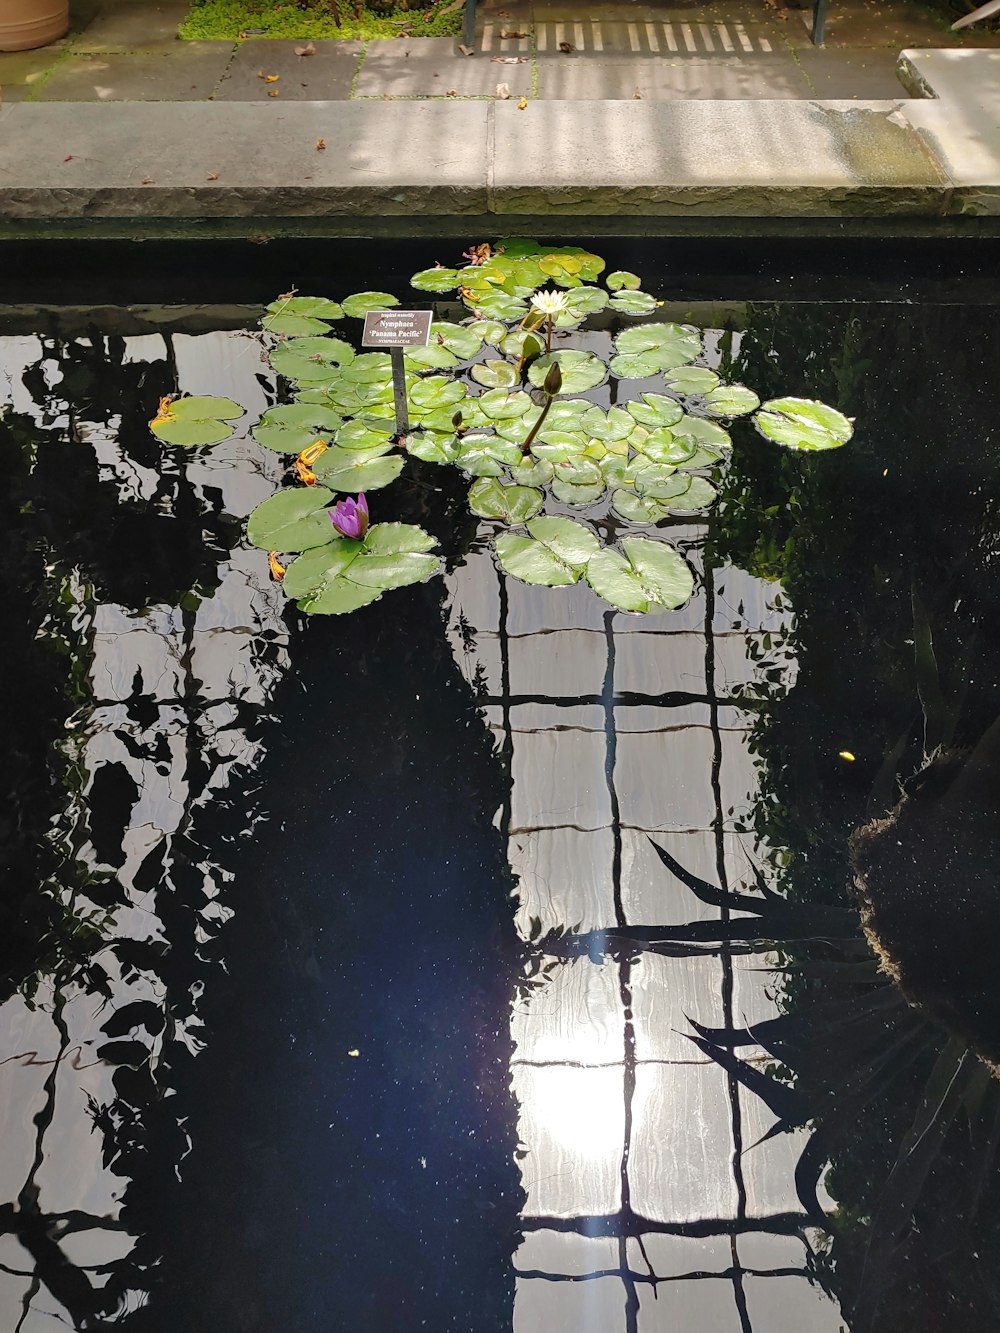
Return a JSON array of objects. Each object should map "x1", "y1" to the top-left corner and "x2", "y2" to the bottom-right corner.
[{"x1": 0, "y1": 0, "x2": 69, "y2": 51}]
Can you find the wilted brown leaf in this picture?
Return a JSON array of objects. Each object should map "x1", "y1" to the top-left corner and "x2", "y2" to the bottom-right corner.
[
  {"x1": 206, "y1": 172, "x2": 218, "y2": 181},
  {"x1": 295, "y1": 42, "x2": 316, "y2": 55},
  {"x1": 458, "y1": 42, "x2": 474, "y2": 54},
  {"x1": 316, "y1": 137, "x2": 327, "y2": 150},
  {"x1": 267, "y1": 88, "x2": 280, "y2": 97},
  {"x1": 558, "y1": 40, "x2": 574, "y2": 51},
  {"x1": 495, "y1": 81, "x2": 511, "y2": 98}
]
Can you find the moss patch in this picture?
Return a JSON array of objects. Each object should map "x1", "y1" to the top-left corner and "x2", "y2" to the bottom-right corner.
[{"x1": 180, "y1": 0, "x2": 463, "y2": 41}]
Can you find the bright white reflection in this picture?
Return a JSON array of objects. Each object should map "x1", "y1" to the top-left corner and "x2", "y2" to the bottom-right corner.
[{"x1": 526, "y1": 1063, "x2": 625, "y2": 1159}]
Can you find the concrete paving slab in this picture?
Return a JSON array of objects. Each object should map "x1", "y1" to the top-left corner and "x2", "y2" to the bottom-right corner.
[
  {"x1": 0, "y1": 45, "x2": 66, "y2": 101},
  {"x1": 791, "y1": 0, "x2": 1000, "y2": 46},
  {"x1": 898, "y1": 46, "x2": 1000, "y2": 102},
  {"x1": 36, "y1": 44, "x2": 234, "y2": 100},
  {"x1": 214, "y1": 39, "x2": 361, "y2": 101},
  {"x1": 795, "y1": 47, "x2": 908, "y2": 97},
  {"x1": 536, "y1": 52, "x2": 810, "y2": 96},
  {"x1": 356, "y1": 36, "x2": 531, "y2": 96},
  {"x1": 901, "y1": 86, "x2": 1000, "y2": 213},
  {"x1": 490, "y1": 98, "x2": 947, "y2": 212},
  {"x1": 0, "y1": 101, "x2": 491, "y2": 215},
  {"x1": 73, "y1": 0, "x2": 189, "y2": 52}
]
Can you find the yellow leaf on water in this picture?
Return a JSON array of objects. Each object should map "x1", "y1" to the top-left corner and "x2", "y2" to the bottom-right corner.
[
  {"x1": 347, "y1": 1049, "x2": 360, "y2": 1057},
  {"x1": 267, "y1": 552, "x2": 286, "y2": 580},
  {"x1": 838, "y1": 751, "x2": 856, "y2": 762}
]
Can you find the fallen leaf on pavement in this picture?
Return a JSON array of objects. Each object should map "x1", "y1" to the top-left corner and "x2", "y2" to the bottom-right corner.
[
  {"x1": 517, "y1": 96, "x2": 528, "y2": 108},
  {"x1": 207, "y1": 172, "x2": 218, "y2": 180},
  {"x1": 316, "y1": 137, "x2": 327, "y2": 150},
  {"x1": 63, "y1": 155, "x2": 73, "y2": 162},
  {"x1": 499, "y1": 28, "x2": 527, "y2": 36},
  {"x1": 458, "y1": 42, "x2": 474, "y2": 54},
  {"x1": 446, "y1": 87, "x2": 458, "y2": 96},
  {"x1": 265, "y1": 73, "x2": 280, "y2": 82},
  {"x1": 632, "y1": 87, "x2": 642, "y2": 98},
  {"x1": 558, "y1": 40, "x2": 574, "y2": 51},
  {"x1": 268, "y1": 89, "x2": 280, "y2": 96},
  {"x1": 495, "y1": 81, "x2": 511, "y2": 97},
  {"x1": 141, "y1": 176, "x2": 155, "y2": 184},
  {"x1": 491, "y1": 54, "x2": 526, "y2": 62},
  {"x1": 295, "y1": 42, "x2": 316, "y2": 55}
]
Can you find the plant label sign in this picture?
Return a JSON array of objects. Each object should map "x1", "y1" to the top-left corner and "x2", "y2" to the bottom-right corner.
[
  {"x1": 361, "y1": 309, "x2": 432, "y2": 436},
  {"x1": 361, "y1": 309, "x2": 433, "y2": 349}
]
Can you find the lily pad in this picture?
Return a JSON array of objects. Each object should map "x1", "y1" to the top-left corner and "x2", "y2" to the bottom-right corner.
[
  {"x1": 586, "y1": 537, "x2": 693, "y2": 613},
  {"x1": 663, "y1": 365, "x2": 720, "y2": 395},
  {"x1": 247, "y1": 485, "x2": 336, "y2": 552},
  {"x1": 283, "y1": 538, "x2": 363, "y2": 599},
  {"x1": 477, "y1": 388, "x2": 536, "y2": 421},
  {"x1": 614, "y1": 323, "x2": 701, "y2": 366},
  {"x1": 501, "y1": 329, "x2": 544, "y2": 361},
  {"x1": 634, "y1": 429, "x2": 698, "y2": 467},
  {"x1": 755, "y1": 397, "x2": 854, "y2": 451},
  {"x1": 410, "y1": 376, "x2": 466, "y2": 410},
  {"x1": 471, "y1": 360, "x2": 518, "y2": 389},
  {"x1": 291, "y1": 522, "x2": 440, "y2": 614},
  {"x1": 312, "y1": 448, "x2": 404, "y2": 492},
  {"x1": 564, "y1": 285, "x2": 610, "y2": 316},
  {"x1": 610, "y1": 489, "x2": 671, "y2": 524},
  {"x1": 270, "y1": 339, "x2": 357, "y2": 388},
  {"x1": 510, "y1": 458, "x2": 554, "y2": 486},
  {"x1": 456, "y1": 437, "x2": 523, "y2": 476},
  {"x1": 405, "y1": 344, "x2": 459, "y2": 372},
  {"x1": 672, "y1": 414, "x2": 732, "y2": 449},
  {"x1": 495, "y1": 515, "x2": 602, "y2": 587},
  {"x1": 703, "y1": 384, "x2": 761, "y2": 417},
  {"x1": 626, "y1": 393, "x2": 685, "y2": 430},
  {"x1": 469, "y1": 319, "x2": 507, "y2": 346},
  {"x1": 252, "y1": 402, "x2": 344, "y2": 453},
  {"x1": 261, "y1": 299, "x2": 338, "y2": 337},
  {"x1": 407, "y1": 432, "x2": 460, "y2": 465},
  {"x1": 581, "y1": 405, "x2": 634, "y2": 442},
  {"x1": 528, "y1": 350, "x2": 607, "y2": 396},
  {"x1": 606, "y1": 270, "x2": 641, "y2": 291},
  {"x1": 342, "y1": 291, "x2": 400, "y2": 318},
  {"x1": 609, "y1": 351, "x2": 668, "y2": 380},
  {"x1": 465, "y1": 291, "x2": 529, "y2": 321},
  {"x1": 609, "y1": 290, "x2": 658, "y2": 316},
  {"x1": 551, "y1": 479, "x2": 606, "y2": 506},
  {"x1": 335, "y1": 420, "x2": 394, "y2": 451},
  {"x1": 468, "y1": 478, "x2": 544, "y2": 523},
  {"x1": 410, "y1": 267, "x2": 461, "y2": 293},
  {"x1": 150, "y1": 395, "x2": 244, "y2": 447},
  {"x1": 431, "y1": 322, "x2": 483, "y2": 359},
  {"x1": 341, "y1": 352, "x2": 393, "y2": 384}
]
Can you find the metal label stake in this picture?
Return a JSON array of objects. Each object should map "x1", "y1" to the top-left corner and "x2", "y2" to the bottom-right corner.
[{"x1": 361, "y1": 309, "x2": 433, "y2": 440}]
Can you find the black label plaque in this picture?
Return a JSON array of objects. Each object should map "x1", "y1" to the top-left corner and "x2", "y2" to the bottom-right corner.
[{"x1": 361, "y1": 309, "x2": 433, "y2": 349}]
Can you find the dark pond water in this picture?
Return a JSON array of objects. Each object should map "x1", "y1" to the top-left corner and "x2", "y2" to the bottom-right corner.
[{"x1": 2, "y1": 246, "x2": 1000, "y2": 1333}]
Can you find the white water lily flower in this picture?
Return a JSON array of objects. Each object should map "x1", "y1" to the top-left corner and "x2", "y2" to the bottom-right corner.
[{"x1": 530, "y1": 289, "x2": 569, "y2": 316}]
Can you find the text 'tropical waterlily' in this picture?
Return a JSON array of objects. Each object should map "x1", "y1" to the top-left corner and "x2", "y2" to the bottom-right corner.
[{"x1": 328, "y1": 493, "x2": 369, "y2": 540}]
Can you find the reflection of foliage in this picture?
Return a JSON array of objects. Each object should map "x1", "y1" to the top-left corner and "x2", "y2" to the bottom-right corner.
[
  {"x1": 173, "y1": 241, "x2": 850, "y2": 617},
  {"x1": 706, "y1": 299, "x2": 1000, "y2": 1331}
]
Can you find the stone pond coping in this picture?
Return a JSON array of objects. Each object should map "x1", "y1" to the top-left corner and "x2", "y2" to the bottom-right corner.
[{"x1": 0, "y1": 76, "x2": 997, "y2": 236}]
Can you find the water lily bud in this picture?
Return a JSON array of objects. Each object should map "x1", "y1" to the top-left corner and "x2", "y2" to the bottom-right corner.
[{"x1": 543, "y1": 362, "x2": 562, "y2": 397}]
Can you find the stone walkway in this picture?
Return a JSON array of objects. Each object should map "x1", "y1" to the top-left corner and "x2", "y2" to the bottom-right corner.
[{"x1": 2, "y1": 0, "x2": 998, "y2": 104}]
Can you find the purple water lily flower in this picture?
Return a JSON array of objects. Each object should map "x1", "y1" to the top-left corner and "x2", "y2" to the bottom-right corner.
[{"x1": 328, "y1": 492, "x2": 369, "y2": 540}]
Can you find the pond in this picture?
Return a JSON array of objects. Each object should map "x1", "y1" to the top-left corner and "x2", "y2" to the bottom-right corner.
[{"x1": 1, "y1": 240, "x2": 999, "y2": 1333}]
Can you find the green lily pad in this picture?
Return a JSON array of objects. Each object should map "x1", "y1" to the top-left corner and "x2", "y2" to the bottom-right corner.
[
  {"x1": 581, "y1": 405, "x2": 634, "y2": 442},
  {"x1": 610, "y1": 489, "x2": 671, "y2": 524},
  {"x1": 342, "y1": 291, "x2": 400, "y2": 318},
  {"x1": 283, "y1": 538, "x2": 363, "y2": 599},
  {"x1": 609, "y1": 351, "x2": 667, "y2": 380},
  {"x1": 407, "y1": 432, "x2": 460, "y2": 465},
  {"x1": 528, "y1": 350, "x2": 607, "y2": 396},
  {"x1": 626, "y1": 393, "x2": 685, "y2": 429},
  {"x1": 663, "y1": 365, "x2": 720, "y2": 395},
  {"x1": 495, "y1": 515, "x2": 602, "y2": 587},
  {"x1": 270, "y1": 337, "x2": 356, "y2": 385},
  {"x1": 312, "y1": 448, "x2": 404, "y2": 492},
  {"x1": 477, "y1": 389, "x2": 536, "y2": 421},
  {"x1": 150, "y1": 395, "x2": 244, "y2": 447},
  {"x1": 755, "y1": 397, "x2": 854, "y2": 451},
  {"x1": 501, "y1": 329, "x2": 544, "y2": 361},
  {"x1": 431, "y1": 322, "x2": 483, "y2": 359},
  {"x1": 252, "y1": 403, "x2": 344, "y2": 454},
  {"x1": 553, "y1": 457, "x2": 602, "y2": 487},
  {"x1": 586, "y1": 537, "x2": 693, "y2": 613},
  {"x1": 405, "y1": 344, "x2": 459, "y2": 372},
  {"x1": 411, "y1": 267, "x2": 461, "y2": 292},
  {"x1": 609, "y1": 290, "x2": 658, "y2": 316},
  {"x1": 410, "y1": 376, "x2": 466, "y2": 410},
  {"x1": 672, "y1": 414, "x2": 732, "y2": 449},
  {"x1": 601, "y1": 455, "x2": 629, "y2": 486},
  {"x1": 335, "y1": 420, "x2": 394, "y2": 451},
  {"x1": 703, "y1": 384, "x2": 761, "y2": 416},
  {"x1": 341, "y1": 352, "x2": 393, "y2": 384},
  {"x1": 471, "y1": 360, "x2": 518, "y2": 389},
  {"x1": 261, "y1": 299, "x2": 337, "y2": 336},
  {"x1": 615, "y1": 322, "x2": 701, "y2": 362},
  {"x1": 468, "y1": 477, "x2": 544, "y2": 523},
  {"x1": 347, "y1": 551, "x2": 441, "y2": 589},
  {"x1": 531, "y1": 440, "x2": 587, "y2": 464},
  {"x1": 634, "y1": 430, "x2": 697, "y2": 466},
  {"x1": 247, "y1": 486, "x2": 336, "y2": 552},
  {"x1": 456, "y1": 437, "x2": 523, "y2": 476},
  {"x1": 629, "y1": 460, "x2": 679, "y2": 496},
  {"x1": 663, "y1": 475, "x2": 718, "y2": 510},
  {"x1": 299, "y1": 580, "x2": 382, "y2": 616},
  {"x1": 510, "y1": 458, "x2": 554, "y2": 486},
  {"x1": 551, "y1": 479, "x2": 606, "y2": 506},
  {"x1": 364, "y1": 522, "x2": 437, "y2": 555},
  {"x1": 606, "y1": 270, "x2": 641, "y2": 291},
  {"x1": 469, "y1": 319, "x2": 507, "y2": 346},
  {"x1": 565, "y1": 285, "x2": 610, "y2": 316},
  {"x1": 465, "y1": 291, "x2": 528, "y2": 321}
]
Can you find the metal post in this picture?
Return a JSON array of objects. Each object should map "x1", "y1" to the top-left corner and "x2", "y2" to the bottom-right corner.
[
  {"x1": 463, "y1": 0, "x2": 476, "y2": 50},
  {"x1": 390, "y1": 346, "x2": 409, "y2": 438},
  {"x1": 812, "y1": 0, "x2": 828, "y2": 45}
]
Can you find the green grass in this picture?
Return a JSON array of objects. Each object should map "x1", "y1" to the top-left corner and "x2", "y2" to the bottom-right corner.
[{"x1": 179, "y1": 0, "x2": 463, "y2": 40}]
